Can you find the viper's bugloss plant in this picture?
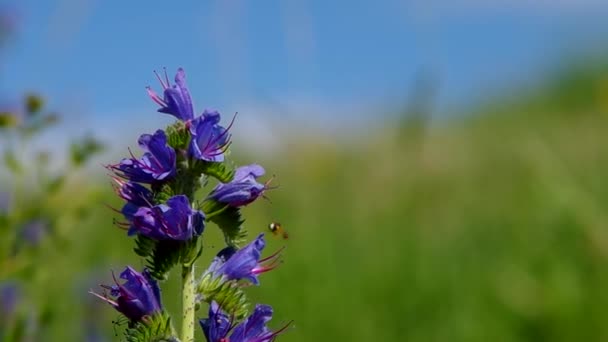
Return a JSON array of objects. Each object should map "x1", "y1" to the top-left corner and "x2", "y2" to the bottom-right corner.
[{"x1": 96, "y1": 68, "x2": 291, "y2": 342}]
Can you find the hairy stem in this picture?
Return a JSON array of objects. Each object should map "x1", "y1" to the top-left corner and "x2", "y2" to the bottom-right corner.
[{"x1": 181, "y1": 264, "x2": 195, "y2": 342}]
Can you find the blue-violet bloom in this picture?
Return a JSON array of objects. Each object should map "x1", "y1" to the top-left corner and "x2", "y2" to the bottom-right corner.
[
  {"x1": 19, "y1": 219, "x2": 47, "y2": 246},
  {"x1": 113, "y1": 178, "x2": 154, "y2": 221},
  {"x1": 206, "y1": 233, "x2": 281, "y2": 285},
  {"x1": 189, "y1": 110, "x2": 233, "y2": 162},
  {"x1": 146, "y1": 68, "x2": 194, "y2": 121},
  {"x1": 209, "y1": 164, "x2": 269, "y2": 207},
  {"x1": 200, "y1": 301, "x2": 290, "y2": 342},
  {"x1": 90, "y1": 267, "x2": 162, "y2": 322},
  {"x1": 0, "y1": 281, "x2": 20, "y2": 320},
  {"x1": 200, "y1": 301, "x2": 232, "y2": 342},
  {"x1": 130, "y1": 195, "x2": 204, "y2": 240},
  {"x1": 111, "y1": 130, "x2": 176, "y2": 184}
]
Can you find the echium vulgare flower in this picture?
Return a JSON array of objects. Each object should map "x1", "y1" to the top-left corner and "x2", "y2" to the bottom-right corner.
[
  {"x1": 189, "y1": 110, "x2": 234, "y2": 162},
  {"x1": 205, "y1": 233, "x2": 282, "y2": 285},
  {"x1": 110, "y1": 130, "x2": 176, "y2": 184},
  {"x1": 128, "y1": 195, "x2": 205, "y2": 241},
  {"x1": 112, "y1": 178, "x2": 154, "y2": 221},
  {"x1": 200, "y1": 301, "x2": 290, "y2": 342},
  {"x1": 146, "y1": 68, "x2": 194, "y2": 121},
  {"x1": 90, "y1": 267, "x2": 162, "y2": 322},
  {"x1": 209, "y1": 164, "x2": 270, "y2": 207}
]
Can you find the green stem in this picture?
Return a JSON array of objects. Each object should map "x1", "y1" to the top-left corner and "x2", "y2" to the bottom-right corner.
[{"x1": 181, "y1": 264, "x2": 195, "y2": 342}]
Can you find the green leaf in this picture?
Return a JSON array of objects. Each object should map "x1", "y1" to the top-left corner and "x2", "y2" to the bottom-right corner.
[
  {"x1": 143, "y1": 237, "x2": 201, "y2": 281},
  {"x1": 145, "y1": 240, "x2": 182, "y2": 281},
  {"x1": 192, "y1": 160, "x2": 235, "y2": 183},
  {"x1": 202, "y1": 200, "x2": 247, "y2": 247},
  {"x1": 134, "y1": 235, "x2": 157, "y2": 258}
]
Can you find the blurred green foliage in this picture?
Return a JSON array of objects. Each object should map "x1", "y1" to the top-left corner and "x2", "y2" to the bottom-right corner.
[
  {"x1": 4, "y1": 60, "x2": 608, "y2": 341},
  {"x1": 0, "y1": 94, "x2": 104, "y2": 341}
]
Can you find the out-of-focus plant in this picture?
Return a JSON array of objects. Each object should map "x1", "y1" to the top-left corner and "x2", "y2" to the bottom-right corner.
[
  {"x1": 90, "y1": 68, "x2": 291, "y2": 341},
  {"x1": 0, "y1": 93, "x2": 104, "y2": 341}
]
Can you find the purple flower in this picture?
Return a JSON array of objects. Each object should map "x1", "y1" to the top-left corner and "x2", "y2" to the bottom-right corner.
[
  {"x1": 129, "y1": 195, "x2": 204, "y2": 240},
  {"x1": 90, "y1": 267, "x2": 162, "y2": 322},
  {"x1": 209, "y1": 164, "x2": 269, "y2": 207},
  {"x1": 206, "y1": 234, "x2": 281, "y2": 285},
  {"x1": 200, "y1": 302, "x2": 232, "y2": 342},
  {"x1": 19, "y1": 219, "x2": 47, "y2": 246},
  {"x1": 146, "y1": 68, "x2": 194, "y2": 121},
  {"x1": 200, "y1": 302, "x2": 290, "y2": 342},
  {"x1": 112, "y1": 178, "x2": 154, "y2": 220},
  {"x1": 0, "y1": 281, "x2": 20, "y2": 320},
  {"x1": 110, "y1": 130, "x2": 176, "y2": 184},
  {"x1": 189, "y1": 110, "x2": 233, "y2": 162}
]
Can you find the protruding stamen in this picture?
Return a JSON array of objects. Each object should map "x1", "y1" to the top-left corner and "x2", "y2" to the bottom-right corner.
[
  {"x1": 259, "y1": 246, "x2": 285, "y2": 263},
  {"x1": 146, "y1": 87, "x2": 166, "y2": 106},
  {"x1": 153, "y1": 70, "x2": 168, "y2": 89},
  {"x1": 163, "y1": 67, "x2": 170, "y2": 89},
  {"x1": 258, "y1": 320, "x2": 294, "y2": 341},
  {"x1": 89, "y1": 290, "x2": 119, "y2": 307}
]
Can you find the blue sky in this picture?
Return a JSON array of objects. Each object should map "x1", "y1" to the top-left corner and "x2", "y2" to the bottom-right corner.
[{"x1": 2, "y1": 0, "x2": 608, "y2": 150}]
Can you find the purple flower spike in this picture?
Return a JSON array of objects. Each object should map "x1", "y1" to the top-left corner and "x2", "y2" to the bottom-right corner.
[
  {"x1": 208, "y1": 233, "x2": 282, "y2": 285},
  {"x1": 189, "y1": 110, "x2": 234, "y2": 162},
  {"x1": 111, "y1": 130, "x2": 176, "y2": 184},
  {"x1": 130, "y1": 195, "x2": 205, "y2": 241},
  {"x1": 209, "y1": 164, "x2": 269, "y2": 207},
  {"x1": 90, "y1": 267, "x2": 162, "y2": 322},
  {"x1": 146, "y1": 68, "x2": 194, "y2": 121},
  {"x1": 200, "y1": 302, "x2": 290, "y2": 342}
]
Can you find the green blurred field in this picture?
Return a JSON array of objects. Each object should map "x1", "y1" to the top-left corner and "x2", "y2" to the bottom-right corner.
[{"x1": 7, "y1": 62, "x2": 608, "y2": 341}]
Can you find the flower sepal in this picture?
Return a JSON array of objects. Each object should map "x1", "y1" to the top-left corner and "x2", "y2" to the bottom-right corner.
[
  {"x1": 196, "y1": 272, "x2": 249, "y2": 321},
  {"x1": 164, "y1": 120, "x2": 190, "y2": 152},
  {"x1": 124, "y1": 311, "x2": 179, "y2": 342}
]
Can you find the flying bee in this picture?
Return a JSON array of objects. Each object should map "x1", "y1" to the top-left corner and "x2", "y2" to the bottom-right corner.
[{"x1": 268, "y1": 222, "x2": 289, "y2": 240}]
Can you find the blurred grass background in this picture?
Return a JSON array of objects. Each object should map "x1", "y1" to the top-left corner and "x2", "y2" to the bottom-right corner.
[{"x1": 4, "y1": 59, "x2": 608, "y2": 341}]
